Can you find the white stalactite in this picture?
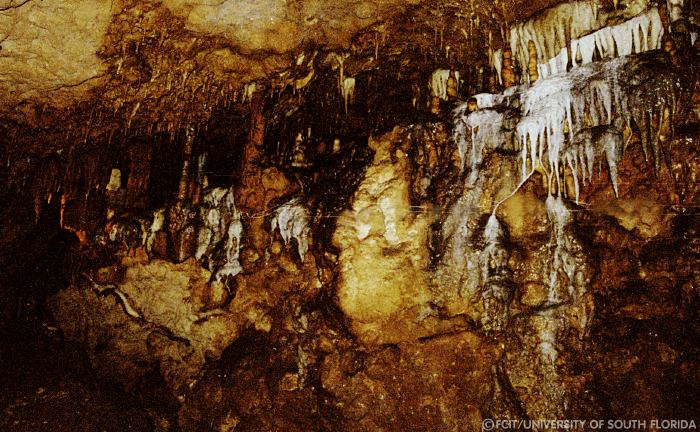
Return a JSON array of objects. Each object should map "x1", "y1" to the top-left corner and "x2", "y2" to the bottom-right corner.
[
  {"x1": 571, "y1": 7, "x2": 663, "y2": 68},
  {"x1": 455, "y1": 50, "x2": 652, "y2": 202},
  {"x1": 538, "y1": 47, "x2": 569, "y2": 79},
  {"x1": 511, "y1": 2, "x2": 660, "y2": 81},
  {"x1": 493, "y1": 49, "x2": 503, "y2": 85},
  {"x1": 196, "y1": 187, "x2": 243, "y2": 281},
  {"x1": 667, "y1": 0, "x2": 685, "y2": 22},
  {"x1": 453, "y1": 99, "x2": 509, "y2": 173},
  {"x1": 472, "y1": 93, "x2": 506, "y2": 109},
  {"x1": 430, "y1": 69, "x2": 458, "y2": 101},
  {"x1": 342, "y1": 77, "x2": 356, "y2": 114},
  {"x1": 271, "y1": 198, "x2": 311, "y2": 260},
  {"x1": 510, "y1": 0, "x2": 602, "y2": 80}
]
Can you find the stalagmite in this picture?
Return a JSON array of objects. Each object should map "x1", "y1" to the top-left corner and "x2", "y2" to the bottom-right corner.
[
  {"x1": 291, "y1": 132, "x2": 310, "y2": 168},
  {"x1": 537, "y1": 310, "x2": 559, "y2": 364},
  {"x1": 501, "y1": 49, "x2": 517, "y2": 88},
  {"x1": 546, "y1": 195, "x2": 571, "y2": 304},
  {"x1": 145, "y1": 208, "x2": 166, "y2": 253},
  {"x1": 430, "y1": 95, "x2": 441, "y2": 114},
  {"x1": 480, "y1": 213, "x2": 511, "y2": 332},
  {"x1": 446, "y1": 71, "x2": 459, "y2": 98},
  {"x1": 197, "y1": 153, "x2": 208, "y2": 185}
]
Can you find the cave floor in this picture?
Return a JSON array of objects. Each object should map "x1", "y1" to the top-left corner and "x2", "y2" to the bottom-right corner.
[{"x1": 0, "y1": 317, "x2": 165, "y2": 432}]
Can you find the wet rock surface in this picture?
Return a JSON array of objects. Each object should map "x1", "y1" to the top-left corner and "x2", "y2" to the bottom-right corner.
[
  {"x1": 16, "y1": 123, "x2": 694, "y2": 431},
  {"x1": 1, "y1": 0, "x2": 700, "y2": 431}
]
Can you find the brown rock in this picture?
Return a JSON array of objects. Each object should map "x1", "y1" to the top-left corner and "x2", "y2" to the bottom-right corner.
[
  {"x1": 173, "y1": 224, "x2": 197, "y2": 263},
  {"x1": 279, "y1": 373, "x2": 300, "y2": 391},
  {"x1": 278, "y1": 254, "x2": 300, "y2": 273},
  {"x1": 321, "y1": 331, "x2": 501, "y2": 431},
  {"x1": 191, "y1": 279, "x2": 230, "y2": 311},
  {"x1": 499, "y1": 190, "x2": 548, "y2": 238},
  {"x1": 270, "y1": 240, "x2": 284, "y2": 255},
  {"x1": 93, "y1": 264, "x2": 123, "y2": 285},
  {"x1": 520, "y1": 282, "x2": 549, "y2": 307},
  {"x1": 261, "y1": 168, "x2": 291, "y2": 192},
  {"x1": 333, "y1": 129, "x2": 441, "y2": 346},
  {"x1": 152, "y1": 231, "x2": 169, "y2": 258}
]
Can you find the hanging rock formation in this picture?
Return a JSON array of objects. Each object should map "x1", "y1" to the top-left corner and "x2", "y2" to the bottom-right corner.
[{"x1": 1, "y1": 0, "x2": 699, "y2": 430}]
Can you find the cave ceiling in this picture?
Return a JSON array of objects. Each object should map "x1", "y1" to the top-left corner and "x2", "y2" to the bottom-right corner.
[
  {"x1": 0, "y1": 0, "x2": 578, "y2": 149},
  {"x1": 0, "y1": 0, "x2": 699, "y2": 428}
]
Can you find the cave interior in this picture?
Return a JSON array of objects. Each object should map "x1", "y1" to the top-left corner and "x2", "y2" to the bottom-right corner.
[{"x1": 0, "y1": 0, "x2": 699, "y2": 430}]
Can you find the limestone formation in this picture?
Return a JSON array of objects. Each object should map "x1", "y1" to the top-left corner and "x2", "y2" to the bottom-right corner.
[{"x1": 0, "y1": 0, "x2": 698, "y2": 430}]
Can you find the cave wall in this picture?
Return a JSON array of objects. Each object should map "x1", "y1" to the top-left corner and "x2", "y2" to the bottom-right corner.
[{"x1": 1, "y1": 0, "x2": 699, "y2": 431}]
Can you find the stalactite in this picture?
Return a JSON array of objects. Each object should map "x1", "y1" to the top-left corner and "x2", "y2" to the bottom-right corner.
[
  {"x1": 196, "y1": 187, "x2": 243, "y2": 281},
  {"x1": 177, "y1": 127, "x2": 195, "y2": 203},
  {"x1": 430, "y1": 69, "x2": 459, "y2": 101},
  {"x1": 235, "y1": 83, "x2": 278, "y2": 256},
  {"x1": 126, "y1": 143, "x2": 152, "y2": 208},
  {"x1": 455, "y1": 46, "x2": 690, "y2": 201},
  {"x1": 538, "y1": 48, "x2": 568, "y2": 79},
  {"x1": 341, "y1": 77, "x2": 356, "y2": 114},
  {"x1": 667, "y1": 0, "x2": 685, "y2": 22},
  {"x1": 453, "y1": 103, "x2": 511, "y2": 173},
  {"x1": 270, "y1": 198, "x2": 311, "y2": 260},
  {"x1": 570, "y1": 7, "x2": 664, "y2": 69},
  {"x1": 527, "y1": 40, "x2": 539, "y2": 83},
  {"x1": 510, "y1": 0, "x2": 601, "y2": 67},
  {"x1": 510, "y1": 1, "x2": 663, "y2": 81},
  {"x1": 242, "y1": 82, "x2": 257, "y2": 104},
  {"x1": 493, "y1": 48, "x2": 503, "y2": 85}
]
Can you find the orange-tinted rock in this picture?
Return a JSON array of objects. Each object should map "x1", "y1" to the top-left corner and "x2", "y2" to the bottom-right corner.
[
  {"x1": 172, "y1": 224, "x2": 197, "y2": 263},
  {"x1": 321, "y1": 331, "x2": 502, "y2": 431},
  {"x1": 333, "y1": 129, "x2": 442, "y2": 346},
  {"x1": 261, "y1": 168, "x2": 291, "y2": 192}
]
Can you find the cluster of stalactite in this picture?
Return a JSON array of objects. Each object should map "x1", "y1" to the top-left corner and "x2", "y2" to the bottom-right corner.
[{"x1": 0, "y1": 1, "x2": 698, "y2": 431}]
